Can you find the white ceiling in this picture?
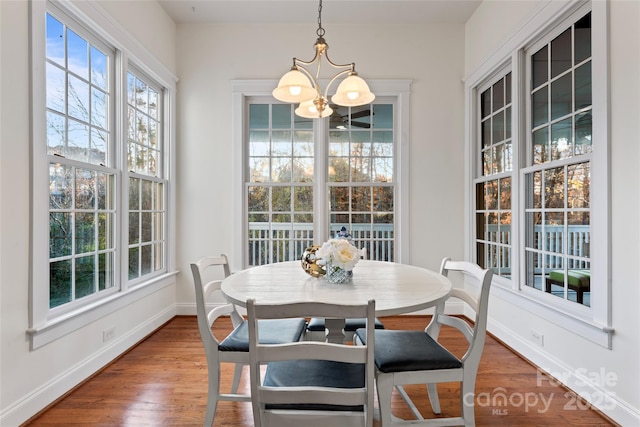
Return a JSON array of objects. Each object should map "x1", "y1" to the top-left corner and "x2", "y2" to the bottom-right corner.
[{"x1": 159, "y1": 0, "x2": 482, "y2": 25}]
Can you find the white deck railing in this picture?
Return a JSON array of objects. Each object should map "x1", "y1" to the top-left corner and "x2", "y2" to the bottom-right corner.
[
  {"x1": 248, "y1": 223, "x2": 394, "y2": 265},
  {"x1": 483, "y1": 224, "x2": 590, "y2": 273}
]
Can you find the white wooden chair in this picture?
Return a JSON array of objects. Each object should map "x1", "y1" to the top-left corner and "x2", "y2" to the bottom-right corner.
[
  {"x1": 190, "y1": 255, "x2": 307, "y2": 426},
  {"x1": 306, "y1": 247, "x2": 385, "y2": 342},
  {"x1": 247, "y1": 299, "x2": 376, "y2": 427},
  {"x1": 355, "y1": 258, "x2": 493, "y2": 426}
]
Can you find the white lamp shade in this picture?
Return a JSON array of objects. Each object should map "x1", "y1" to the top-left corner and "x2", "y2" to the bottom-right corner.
[
  {"x1": 295, "y1": 99, "x2": 333, "y2": 118},
  {"x1": 272, "y1": 69, "x2": 316, "y2": 103},
  {"x1": 331, "y1": 74, "x2": 375, "y2": 107}
]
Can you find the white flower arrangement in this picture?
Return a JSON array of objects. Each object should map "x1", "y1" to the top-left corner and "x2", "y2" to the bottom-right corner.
[{"x1": 316, "y1": 238, "x2": 360, "y2": 271}]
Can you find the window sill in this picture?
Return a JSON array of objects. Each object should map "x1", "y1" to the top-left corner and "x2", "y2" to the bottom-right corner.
[
  {"x1": 27, "y1": 271, "x2": 178, "y2": 350},
  {"x1": 489, "y1": 279, "x2": 613, "y2": 349}
]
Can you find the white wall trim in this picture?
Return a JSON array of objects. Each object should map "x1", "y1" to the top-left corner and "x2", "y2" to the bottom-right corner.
[{"x1": 1, "y1": 306, "x2": 175, "y2": 427}]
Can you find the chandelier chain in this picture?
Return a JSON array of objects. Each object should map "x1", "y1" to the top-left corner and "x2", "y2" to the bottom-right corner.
[{"x1": 316, "y1": 0, "x2": 325, "y2": 37}]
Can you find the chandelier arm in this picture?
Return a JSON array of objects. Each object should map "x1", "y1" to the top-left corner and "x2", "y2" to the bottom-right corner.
[
  {"x1": 322, "y1": 50, "x2": 357, "y2": 71},
  {"x1": 294, "y1": 62, "x2": 321, "y2": 93}
]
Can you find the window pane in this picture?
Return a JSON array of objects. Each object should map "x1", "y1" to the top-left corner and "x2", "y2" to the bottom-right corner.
[
  {"x1": 250, "y1": 104, "x2": 269, "y2": 128},
  {"x1": 575, "y1": 112, "x2": 592, "y2": 154},
  {"x1": 293, "y1": 186, "x2": 313, "y2": 211},
  {"x1": 75, "y1": 255, "x2": 95, "y2": 298},
  {"x1": 567, "y1": 163, "x2": 590, "y2": 208},
  {"x1": 46, "y1": 63, "x2": 66, "y2": 113},
  {"x1": 50, "y1": 260, "x2": 72, "y2": 308},
  {"x1": 532, "y1": 45, "x2": 548, "y2": 88},
  {"x1": 574, "y1": 13, "x2": 592, "y2": 64},
  {"x1": 532, "y1": 88, "x2": 548, "y2": 128},
  {"x1": 75, "y1": 213, "x2": 95, "y2": 253},
  {"x1": 272, "y1": 104, "x2": 291, "y2": 128},
  {"x1": 545, "y1": 168, "x2": 565, "y2": 209},
  {"x1": 68, "y1": 75, "x2": 90, "y2": 122},
  {"x1": 50, "y1": 213, "x2": 72, "y2": 258},
  {"x1": 492, "y1": 78, "x2": 504, "y2": 112},
  {"x1": 551, "y1": 28, "x2": 572, "y2": 78},
  {"x1": 550, "y1": 73, "x2": 572, "y2": 121},
  {"x1": 551, "y1": 118, "x2": 572, "y2": 160},
  {"x1": 575, "y1": 61, "x2": 592, "y2": 110},
  {"x1": 46, "y1": 14, "x2": 65, "y2": 66},
  {"x1": 372, "y1": 104, "x2": 393, "y2": 129}
]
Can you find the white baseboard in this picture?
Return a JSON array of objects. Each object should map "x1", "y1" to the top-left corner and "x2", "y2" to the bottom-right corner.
[
  {"x1": 1, "y1": 306, "x2": 175, "y2": 427},
  {"x1": 488, "y1": 318, "x2": 640, "y2": 426}
]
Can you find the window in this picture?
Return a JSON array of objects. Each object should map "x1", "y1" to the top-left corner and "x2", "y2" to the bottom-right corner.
[
  {"x1": 467, "y1": 2, "x2": 610, "y2": 346},
  {"x1": 523, "y1": 13, "x2": 592, "y2": 306},
  {"x1": 475, "y1": 72, "x2": 513, "y2": 279},
  {"x1": 127, "y1": 72, "x2": 166, "y2": 282},
  {"x1": 46, "y1": 11, "x2": 117, "y2": 309},
  {"x1": 247, "y1": 103, "x2": 315, "y2": 265},
  {"x1": 246, "y1": 101, "x2": 396, "y2": 266},
  {"x1": 30, "y1": 1, "x2": 175, "y2": 347},
  {"x1": 328, "y1": 104, "x2": 395, "y2": 261},
  {"x1": 234, "y1": 81, "x2": 410, "y2": 269}
]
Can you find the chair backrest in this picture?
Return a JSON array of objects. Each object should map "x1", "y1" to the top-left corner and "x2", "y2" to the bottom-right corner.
[
  {"x1": 435, "y1": 258, "x2": 494, "y2": 365},
  {"x1": 247, "y1": 299, "x2": 376, "y2": 427},
  {"x1": 190, "y1": 255, "x2": 243, "y2": 354}
]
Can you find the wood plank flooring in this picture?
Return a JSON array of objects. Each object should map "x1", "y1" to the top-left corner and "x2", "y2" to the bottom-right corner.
[{"x1": 24, "y1": 316, "x2": 617, "y2": 426}]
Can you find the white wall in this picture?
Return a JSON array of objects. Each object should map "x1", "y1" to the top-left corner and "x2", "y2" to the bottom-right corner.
[
  {"x1": 173, "y1": 22, "x2": 468, "y2": 306},
  {"x1": 465, "y1": 1, "x2": 640, "y2": 425},
  {"x1": 0, "y1": 1, "x2": 177, "y2": 425}
]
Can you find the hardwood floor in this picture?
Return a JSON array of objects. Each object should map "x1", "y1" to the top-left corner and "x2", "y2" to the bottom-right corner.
[{"x1": 24, "y1": 316, "x2": 616, "y2": 426}]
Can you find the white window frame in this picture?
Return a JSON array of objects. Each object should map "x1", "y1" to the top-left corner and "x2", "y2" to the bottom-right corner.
[
  {"x1": 231, "y1": 80, "x2": 411, "y2": 270},
  {"x1": 464, "y1": 0, "x2": 612, "y2": 348},
  {"x1": 29, "y1": 0, "x2": 177, "y2": 349}
]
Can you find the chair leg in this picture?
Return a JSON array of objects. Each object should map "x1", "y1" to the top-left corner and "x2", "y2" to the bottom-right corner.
[
  {"x1": 376, "y1": 373, "x2": 394, "y2": 427},
  {"x1": 230, "y1": 362, "x2": 244, "y2": 393},
  {"x1": 204, "y1": 365, "x2": 220, "y2": 427},
  {"x1": 460, "y1": 379, "x2": 476, "y2": 427},
  {"x1": 426, "y1": 383, "x2": 442, "y2": 414}
]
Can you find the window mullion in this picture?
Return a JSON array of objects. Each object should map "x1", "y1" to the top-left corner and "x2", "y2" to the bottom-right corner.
[{"x1": 314, "y1": 117, "x2": 328, "y2": 243}]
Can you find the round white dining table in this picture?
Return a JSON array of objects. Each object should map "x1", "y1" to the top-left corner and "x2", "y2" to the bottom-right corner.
[{"x1": 221, "y1": 260, "x2": 452, "y2": 342}]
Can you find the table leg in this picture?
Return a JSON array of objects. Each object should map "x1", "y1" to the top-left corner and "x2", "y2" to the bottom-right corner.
[{"x1": 324, "y1": 318, "x2": 346, "y2": 344}]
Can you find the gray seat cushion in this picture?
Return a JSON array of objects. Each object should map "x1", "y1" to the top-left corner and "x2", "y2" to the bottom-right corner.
[
  {"x1": 219, "y1": 318, "x2": 306, "y2": 351},
  {"x1": 263, "y1": 359, "x2": 365, "y2": 411},
  {"x1": 354, "y1": 329, "x2": 462, "y2": 373},
  {"x1": 307, "y1": 317, "x2": 385, "y2": 332}
]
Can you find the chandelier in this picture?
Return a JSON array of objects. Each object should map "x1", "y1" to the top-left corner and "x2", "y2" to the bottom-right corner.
[{"x1": 272, "y1": 0, "x2": 375, "y2": 119}]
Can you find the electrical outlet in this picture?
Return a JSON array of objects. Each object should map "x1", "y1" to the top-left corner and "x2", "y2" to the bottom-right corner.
[
  {"x1": 103, "y1": 327, "x2": 115, "y2": 342},
  {"x1": 530, "y1": 329, "x2": 544, "y2": 347}
]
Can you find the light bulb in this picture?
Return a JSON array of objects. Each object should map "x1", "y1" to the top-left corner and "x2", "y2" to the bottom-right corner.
[
  {"x1": 347, "y1": 91, "x2": 359, "y2": 100},
  {"x1": 290, "y1": 86, "x2": 302, "y2": 96}
]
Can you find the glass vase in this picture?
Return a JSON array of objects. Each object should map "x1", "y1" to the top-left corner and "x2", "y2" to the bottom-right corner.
[{"x1": 325, "y1": 260, "x2": 352, "y2": 284}]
